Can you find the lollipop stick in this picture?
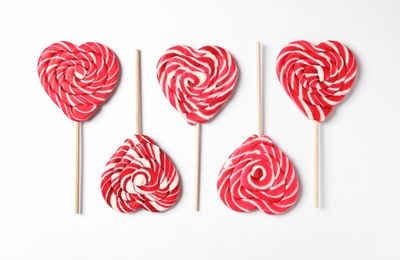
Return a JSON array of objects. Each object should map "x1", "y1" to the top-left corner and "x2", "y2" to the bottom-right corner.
[
  {"x1": 314, "y1": 121, "x2": 319, "y2": 208},
  {"x1": 135, "y1": 49, "x2": 142, "y2": 135},
  {"x1": 256, "y1": 42, "x2": 263, "y2": 137},
  {"x1": 194, "y1": 123, "x2": 201, "y2": 211},
  {"x1": 75, "y1": 121, "x2": 81, "y2": 214}
]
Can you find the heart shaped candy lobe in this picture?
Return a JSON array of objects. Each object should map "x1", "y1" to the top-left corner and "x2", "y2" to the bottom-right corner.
[
  {"x1": 217, "y1": 135, "x2": 299, "y2": 214},
  {"x1": 276, "y1": 40, "x2": 357, "y2": 122},
  {"x1": 101, "y1": 135, "x2": 181, "y2": 213},
  {"x1": 37, "y1": 41, "x2": 120, "y2": 121},
  {"x1": 156, "y1": 45, "x2": 238, "y2": 125}
]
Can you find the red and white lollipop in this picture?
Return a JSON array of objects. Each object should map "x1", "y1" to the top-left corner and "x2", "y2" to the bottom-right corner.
[
  {"x1": 38, "y1": 41, "x2": 119, "y2": 121},
  {"x1": 276, "y1": 40, "x2": 357, "y2": 207},
  {"x1": 38, "y1": 41, "x2": 120, "y2": 214},
  {"x1": 157, "y1": 45, "x2": 238, "y2": 210},
  {"x1": 101, "y1": 50, "x2": 181, "y2": 213},
  {"x1": 101, "y1": 134, "x2": 180, "y2": 212},
  {"x1": 157, "y1": 45, "x2": 238, "y2": 125},
  {"x1": 276, "y1": 40, "x2": 357, "y2": 122},
  {"x1": 218, "y1": 135, "x2": 298, "y2": 214},
  {"x1": 218, "y1": 43, "x2": 299, "y2": 214}
]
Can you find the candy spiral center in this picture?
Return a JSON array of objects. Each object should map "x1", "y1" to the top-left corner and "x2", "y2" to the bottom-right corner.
[{"x1": 241, "y1": 154, "x2": 276, "y2": 191}]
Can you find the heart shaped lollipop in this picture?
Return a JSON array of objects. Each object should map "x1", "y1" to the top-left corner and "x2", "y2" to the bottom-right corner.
[
  {"x1": 101, "y1": 135, "x2": 181, "y2": 212},
  {"x1": 38, "y1": 41, "x2": 120, "y2": 121},
  {"x1": 157, "y1": 45, "x2": 238, "y2": 211},
  {"x1": 101, "y1": 50, "x2": 181, "y2": 213},
  {"x1": 37, "y1": 41, "x2": 120, "y2": 214},
  {"x1": 276, "y1": 40, "x2": 357, "y2": 122},
  {"x1": 217, "y1": 43, "x2": 298, "y2": 215},
  {"x1": 276, "y1": 40, "x2": 357, "y2": 208},
  {"x1": 156, "y1": 45, "x2": 238, "y2": 125}
]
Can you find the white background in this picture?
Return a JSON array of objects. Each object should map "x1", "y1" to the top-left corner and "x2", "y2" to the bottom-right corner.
[{"x1": 1, "y1": 0, "x2": 399, "y2": 259}]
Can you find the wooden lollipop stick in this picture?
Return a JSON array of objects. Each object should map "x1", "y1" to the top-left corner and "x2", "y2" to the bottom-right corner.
[
  {"x1": 314, "y1": 121, "x2": 319, "y2": 208},
  {"x1": 256, "y1": 42, "x2": 263, "y2": 137},
  {"x1": 135, "y1": 49, "x2": 142, "y2": 135},
  {"x1": 75, "y1": 121, "x2": 81, "y2": 214},
  {"x1": 194, "y1": 123, "x2": 201, "y2": 211}
]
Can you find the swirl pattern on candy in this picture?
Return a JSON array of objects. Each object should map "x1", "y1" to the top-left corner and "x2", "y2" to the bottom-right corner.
[
  {"x1": 276, "y1": 40, "x2": 357, "y2": 122},
  {"x1": 37, "y1": 41, "x2": 120, "y2": 121},
  {"x1": 156, "y1": 45, "x2": 238, "y2": 125},
  {"x1": 101, "y1": 135, "x2": 181, "y2": 213},
  {"x1": 217, "y1": 135, "x2": 299, "y2": 214}
]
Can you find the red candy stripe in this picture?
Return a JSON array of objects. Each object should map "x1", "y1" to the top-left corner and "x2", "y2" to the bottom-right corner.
[
  {"x1": 101, "y1": 135, "x2": 181, "y2": 213},
  {"x1": 217, "y1": 135, "x2": 299, "y2": 214},
  {"x1": 156, "y1": 45, "x2": 238, "y2": 125},
  {"x1": 276, "y1": 40, "x2": 357, "y2": 122},
  {"x1": 37, "y1": 41, "x2": 120, "y2": 121}
]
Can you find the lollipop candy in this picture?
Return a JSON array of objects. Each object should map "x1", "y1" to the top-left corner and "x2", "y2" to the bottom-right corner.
[
  {"x1": 101, "y1": 50, "x2": 181, "y2": 213},
  {"x1": 38, "y1": 41, "x2": 119, "y2": 121},
  {"x1": 218, "y1": 135, "x2": 298, "y2": 214},
  {"x1": 157, "y1": 45, "x2": 238, "y2": 125},
  {"x1": 276, "y1": 40, "x2": 357, "y2": 207},
  {"x1": 101, "y1": 134, "x2": 180, "y2": 212},
  {"x1": 217, "y1": 43, "x2": 299, "y2": 214},
  {"x1": 157, "y1": 45, "x2": 238, "y2": 210},
  {"x1": 276, "y1": 40, "x2": 357, "y2": 122},
  {"x1": 37, "y1": 41, "x2": 120, "y2": 213}
]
